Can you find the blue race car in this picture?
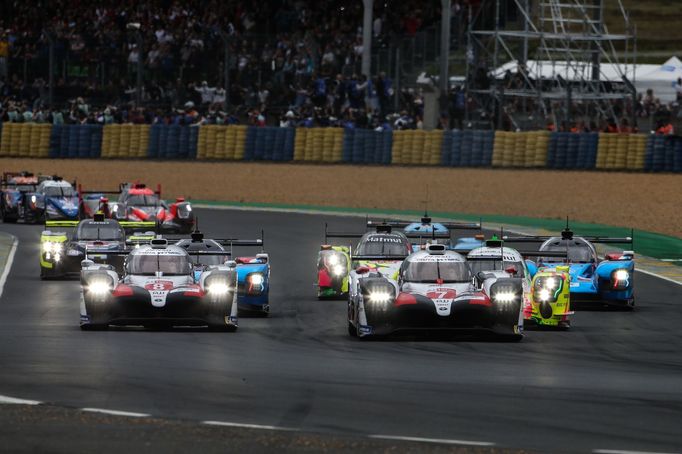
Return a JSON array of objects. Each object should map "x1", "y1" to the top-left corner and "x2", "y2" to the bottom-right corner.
[
  {"x1": 1, "y1": 173, "x2": 78, "y2": 223},
  {"x1": 175, "y1": 231, "x2": 270, "y2": 316},
  {"x1": 504, "y1": 228, "x2": 635, "y2": 309},
  {"x1": 367, "y1": 215, "x2": 482, "y2": 252}
]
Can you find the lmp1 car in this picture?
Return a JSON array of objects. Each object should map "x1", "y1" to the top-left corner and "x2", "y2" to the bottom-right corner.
[
  {"x1": 318, "y1": 224, "x2": 413, "y2": 298},
  {"x1": 175, "y1": 231, "x2": 271, "y2": 316},
  {"x1": 40, "y1": 215, "x2": 156, "y2": 279},
  {"x1": 80, "y1": 238, "x2": 239, "y2": 331},
  {"x1": 1, "y1": 174, "x2": 79, "y2": 223},
  {"x1": 504, "y1": 227, "x2": 635, "y2": 308},
  {"x1": 79, "y1": 182, "x2": 194, "y2": 233},
  {"x1": 467, "y1": 237, "x2": 572, "y2": 329},
  {"x1": 347, "y1": 243, "x2": 525, "y2": 340}
]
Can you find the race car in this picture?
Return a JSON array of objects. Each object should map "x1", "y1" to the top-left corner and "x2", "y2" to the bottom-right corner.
[
  {"x1": 175, "y1": 230, "x2": 270, "y2": 316},
  {"x1": 317, "y1": 223, "x2": 413, "y2": 299},
  {"x1": 79, "y1": 238, "x2": 238, "y2": 331},
  {"x1": 505, "y1": 227, "x2": 635, "y2": 308},
  {"x1": 367, "y1": 215, "x2": 482, "y2": 251},
  {"x1": 1, "y1": 173, "x2": 78, "y2": 222},
  {"x1": 39, "y1": 214, "x2": 156, "y2": 279},
  {"x1": 467, "y1": 236, "x2": 571, "y2": 329},
  {"x1": 79, "y1": 182, "x2": 194, "y2": 233},
  {"x1": 347, "y1": 243, "x2": 525, "y2": 340}
]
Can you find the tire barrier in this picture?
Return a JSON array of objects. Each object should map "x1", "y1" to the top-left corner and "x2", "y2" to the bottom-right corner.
[
  {"x1": 243, "y1": 127, "x2": 296, "y2": 161},
  {"x1": 492, "y1": 131, "x2": 549, "y2": 168},
  {"x1": 391, "y1": 130, "x2": 443, "y2": 165},
  {"x1": 645, "y1": 134, "x2": 682, "y2": 172},
  {"x1": 596, "y1": 133, "x2": 648, "y2": 171},
  {"x1": 293, "y1": 127, "x2": 343, "y2": 162},
  {"x1": 196, "y1": 125, "x2": 247, "y2": 160},
  {"x1": 100, "y1": 124, "x2": 150, "y2": 159},
  {"x1": 0, "y1": 123, "x2": 51, "y2": 158},
  {"x1": 342, "y1": 129, "x2": 392, "y2": 164},
  {"x1": 148, "y1": 125, "x2": 200, "y2": 159}
]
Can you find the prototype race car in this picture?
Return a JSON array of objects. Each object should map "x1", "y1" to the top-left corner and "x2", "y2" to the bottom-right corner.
[
  {"x1": 318, "y1": 223, "x2": 413, "y2": 299},
  {"x1": 1, "y1": 173, "x2": 78, "y2": 222},
  {"x1": 40, "y1": 215, "x2": 156, "y2": 279},
  {"x1": 367, "y1": 215, "x2": 482, "y2": 251},
  {"x1": 80, "y1": 182, "x2": 194, "y2": 233},
  {"x1": 175, "y1": 230, "x2": 270, "y2": 316},
  {"x1": 505, "y1": 227, "x2": 635, "y2": 308},
  {"x1": 80, "y1": 238, "x2": 238, "y2": 331},
  {"x1": 347, "y1": 243, "x2": 524, "y2": 340},
  {"x1": 467, "y1": 237, "x2": 571, "y2": 329}
]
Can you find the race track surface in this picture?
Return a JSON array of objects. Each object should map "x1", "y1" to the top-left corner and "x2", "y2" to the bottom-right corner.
[{"x1": 0, "y1": 209, "x2": 680, "y2": 453}]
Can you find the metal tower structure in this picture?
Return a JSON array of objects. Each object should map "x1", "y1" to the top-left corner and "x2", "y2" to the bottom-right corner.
[{"x1": 466, "y1": 0, "x2": 636, "y2": 131}]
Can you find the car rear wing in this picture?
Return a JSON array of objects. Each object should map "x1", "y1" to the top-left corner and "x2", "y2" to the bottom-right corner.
[
  {"x1": 350, "y1": 254, "x2": 408, "y2": 262},
  {"x1": 502, "y1": 234, "x2": 633, "y2": 244},
  {"x1": 323, "y1": 222, "x2": 367, "y2": 244},
  {"x1": 78, "y1": 183, "x2": 162, "y2": 196},
  {"x1": 367, "y1": 217, "x2": 481, "y2": 231}
]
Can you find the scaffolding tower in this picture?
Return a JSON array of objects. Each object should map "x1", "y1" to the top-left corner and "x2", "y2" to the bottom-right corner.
[{"x1": 467, "y1": 0, "x2": 636, "y2": 131}]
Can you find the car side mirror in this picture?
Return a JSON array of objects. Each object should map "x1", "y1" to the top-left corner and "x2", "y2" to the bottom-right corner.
[
  {"x1": 356, "y1": 265, "x2": 370, "y2": 274},
  {"x1": 505, "y1": 266, "x2": 518, "y2": 276}
]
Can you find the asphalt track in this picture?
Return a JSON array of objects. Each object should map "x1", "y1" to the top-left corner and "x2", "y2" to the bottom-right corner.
[{"x1": 0, "y1": 208, "x2": 680, "y2": 453}]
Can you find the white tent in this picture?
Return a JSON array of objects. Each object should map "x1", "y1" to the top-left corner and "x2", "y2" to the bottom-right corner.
[{"x1": 492, "y1": 57, "x2": 682, "y2": 102}]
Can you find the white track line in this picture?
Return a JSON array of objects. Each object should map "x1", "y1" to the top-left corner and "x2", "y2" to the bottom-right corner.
[
  {"x1": 636, "y1": 268, "x2": 682, "y2": 287},
  {"x1": 0, "y1": 394, "x2": 42, "y2": 405},
  {"x1": 202, "y1": 420, "x2": 297, "y2": 431},
  {"x1": 0, "y1": 237, "x2": 18, "y2": 300},
  {"x1": 81, "y1": 408, "x2": 150, "y2": 418},
  {"x1": 593, "y1": 449, "x2": 680, "y2": 454},
  {"x1": 368, "y1": 434, "x2": 495, "y2": 447}
]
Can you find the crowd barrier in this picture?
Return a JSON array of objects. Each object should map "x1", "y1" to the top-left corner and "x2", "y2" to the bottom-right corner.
[{"x1": 0, "y1": 122, "x2": 680, "y2": 172}]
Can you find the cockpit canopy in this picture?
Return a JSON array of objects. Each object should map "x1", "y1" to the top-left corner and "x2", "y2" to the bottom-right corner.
[
  {"x1": 77, "y1": 221, "x2": 124, "y2": 241},
  {"x1": 355, "y1": 233, "x2": 411, "y2": 256},
  {"x1": 539, "y1": 238, "x2": 596, "y2": 263},
  {"x1": 401, "y1": 254, "x2": 471, "y2": 283},
  {"x1": 126, "y1": 250, "x2": 191, "y2": 275}
]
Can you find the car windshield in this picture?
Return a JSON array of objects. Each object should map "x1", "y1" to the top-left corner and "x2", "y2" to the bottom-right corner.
[
  {"x1": 43, "y1": 186, "x2": 76, "y2": 197},
  {"x1": 468, "y1": 259, "x2": 525, "y2": 277},
  {"x1": 127, "y1": 195, "x2": 159, "y2": 206},
  {"x1": 403, "y1": 259, "x2": 471, "y2": 283},
  {"x1": 186, "y1": 252, "x2": 229, "y2": 266},
  {"x1": 127, "y1": 253, "x2": 190, "y2": 275},
  {"x1": 356, "y1": 235, "x2": 409, "y2": 256},
  {"x1": 78, "y1": 224, "x2": 124, "y2": 241},
  {"x1": 541, "y1": 244, "x2": 593, "y2": 263}
]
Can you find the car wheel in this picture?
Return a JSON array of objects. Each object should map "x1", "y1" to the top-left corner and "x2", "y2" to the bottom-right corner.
[{"x1": 347, "y1": 320, "x2": 358, "y2": 337}]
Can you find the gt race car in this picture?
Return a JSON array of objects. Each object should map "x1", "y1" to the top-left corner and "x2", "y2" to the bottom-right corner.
[
  {"x1": 467, "y1": 236, "x2": 572, "y2": 329},
  {"x1": 40, "y1": 215, "x2": 156, "y2": 279},
  {"x1": 317, "y1": 223, "x2": 413, "y2": 299},
  {"x1": 1, "y1": 174, "x2": 78, "y2": 222},
  {"x1": 504, "y1": 227, "x2": 635, "y2": 308},
  {"x1": 347, "y1": 243, "x2": 525, "y2": 340},
  {"x1": 367, "y1": 215, "x2": 483, "y2": 251},
  {"x1": 80, "y1": 238, "x2": 239, "y2": 331},
  {"x1": 79, "y1": 182, "x2": 194, "y2": 233},
  {"x1": 175, "y1": 230, "x2": 270, "y2": 316}
]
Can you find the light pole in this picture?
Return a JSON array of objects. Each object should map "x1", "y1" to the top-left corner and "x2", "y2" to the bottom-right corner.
[
  {"x1": 219, "y1": 30, "x2": 231, "y2": 112},
  {"x1": 362, "y1": 0, "x2": 374, "y2": 77}
]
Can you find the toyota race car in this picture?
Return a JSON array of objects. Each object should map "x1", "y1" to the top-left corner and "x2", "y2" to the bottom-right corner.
[
  {"x1": 467, "y1": 237, "x2": 572, "y2": 328},
  {"x1": 1, "y1": 174, "x2": 78, "y2": 223},
  {"x1": 347, "y1": 243, "x2": 525, "y2": 340},
  {"x1": 80, "y1": 238, "x2": 239, "y2": 331},
  {"x1": 80, "y1": 183, "x2": 194, "y2": 233},
  {"x1": 175, "y1": 230, "x2": 271, "y2": 316},
  {"x1": 40, "y1": 215, "x2": 156, "y2": 279},
  {"x1": 505, "y1": 227, "x2": 635, "y2": 308}
]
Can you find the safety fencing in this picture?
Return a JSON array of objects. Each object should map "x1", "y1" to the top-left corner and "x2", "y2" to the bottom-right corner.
[{"x1": 0, "y1": 122, "x2": 680, "y2": 172}]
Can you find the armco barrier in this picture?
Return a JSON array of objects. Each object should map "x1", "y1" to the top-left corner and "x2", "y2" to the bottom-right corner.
[
  {"x1": 392, "y1": 130, "x2": 442, "y2": 165},
  {"x1": 242, "y1": 126, "x2": 295, "y2": 161},
  {"x1": 645, "y1": 134, "x2": 682, "y2": 172},
  {"x1": 197, "y1": 125, "x2": 247, "y2": 160},
  {"x1": 100, "y1": 124, "x2": 149, "y2": 158},
  {"x1": 596, "y1": 133, "x2": 648, "y2": 170},
  {"x1": 342, "y1": 128, "x2": 392, "y2": 164},
  {"x1": 493, "y1": 131, "x2": 548, "y2": 168},
  {"x1": 0, "y1": 123, "x2": 51, "y2": 158},
  {"x1": 293, "y1": 127, "x2": 342, "y2": 162},
  {"x1": 148, "y1": 125, "x2": 199, "y2": 159}
]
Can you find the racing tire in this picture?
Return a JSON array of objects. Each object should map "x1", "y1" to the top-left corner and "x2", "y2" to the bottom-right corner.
[
  {"x1": 347, "y1": 321, "x2": 358, "y2": 337},
  {"x1": 80, "y1": 323, "x2": 109, "y2": 331}
]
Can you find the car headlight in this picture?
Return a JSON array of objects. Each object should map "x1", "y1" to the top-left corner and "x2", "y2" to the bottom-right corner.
[
  {"x1": 493, "y1": 291, "x2": 517, "y2": 303},
  {"x1": 31, "y1": 195, "x2": 37, "y2": 204},
  {"x1": 332, "y1": 264, "x2": 345, "y2": 276},
  {"x1": 368, "y1": 291, "x2": 392, "y2": 303},
  {"x1": 537, "y1": 288, "x2": 551, "y2": 302},
  {"x1": 611, "y1": 269, "x2": 631, "y2": 290},
  {"x1": 207, "y1": 282, "x2": 230, "y2": 294},
  {"x1": 43, "y1": 242, "x2": 64, "y2": 253},
  {"x1": 327, "y1": 254, "x2": 339, "y2": 265},
  {"x1": 248, "y1": 273, "x2": 264, "y2": 286},
  {"x1": 186, "y1": 205, "x2": 192, "y2": 212},
  {"x1": 615, "y1": 269, "x2": 629, "y2": 281},
  {"x1": 112, "y1": 205, "x2": 118, "y2": 212},
  {"x1": 533, "y1": 275, "x2": 563, "y2": 303},
  {"x1": 88, "y1": 279, "x2": 113, "y2": 295}
]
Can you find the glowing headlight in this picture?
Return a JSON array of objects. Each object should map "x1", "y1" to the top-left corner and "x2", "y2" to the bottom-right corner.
[
  {"x1": 327, "y1": 254, "x2": 339, "y2": 265},
  {"x1": 186, "y1": 205, "x2": 192, "y2": 212},
  {"x1": 493, "y1": 291, "x2": 517, "y2": 303},
  {"x1": 248, "y1": 274, "x2": 264, "y2": 286},
  {"x1": 537, "y1": 288, "x2": 551, "y2": 302},
  {"x1": 31, "y1": 195, "x2": 37, "y2": 204},
  {"x1": 207, "y1": 283, "x2": 230, "y2": 294},
  {"x1": 88, "y1": 280, "x2": 112, "y2": 295},
  {"x1": 615, "y1": 269, "x2": 629, "y2": 281},
  {"x1": 43, "y1": 242, "x2": 64, "y2": 253},
  {"x1": 332, "y1": 264, "x2": 345, "y2": 276},
  {"x1": 545, "y1": 277, "x2": 557, "y2": 290},
  {"x1": 112, "y1": 205, "x2": 118, "y2": 212},
  {"x1": 368, "y1": 291, "x2": 391, "y2": 303}
]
